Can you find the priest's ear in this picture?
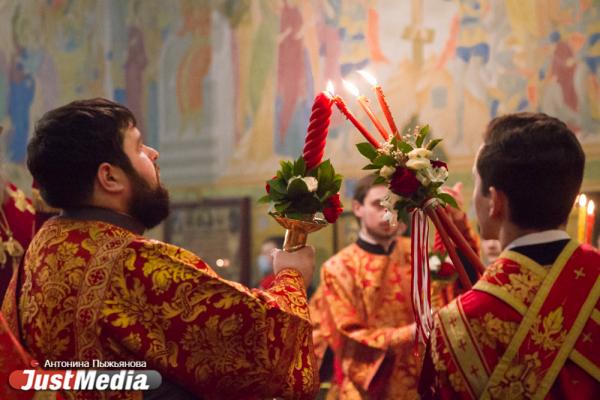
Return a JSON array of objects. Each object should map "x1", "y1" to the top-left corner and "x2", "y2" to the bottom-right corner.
[
  {"x1": 96, "y1": 162, "x2": 127, "y2": 193},
  {"x1": 352, "y1": 199, "x2": 365, "y2": 220},
  {"x1": 487, "y1": 186, "x2": 508, "y2": 221}
]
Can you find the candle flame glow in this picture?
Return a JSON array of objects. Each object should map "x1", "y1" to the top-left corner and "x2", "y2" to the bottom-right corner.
[
  {"x1": 342, "y1": 79, "x2": 360, "y2": 97},
  {"x1": 579, "y1": 194, "x2": 588, "y2": 208},
  {"x1": 588, "y1": 200, "x2": 595, "y2": 215},
  {"x1": 326, "y1": 80, "x2": 335, "y2": 95},
  {"x1": 358, "y1": 70, "x2": 378, "y2": 86}
]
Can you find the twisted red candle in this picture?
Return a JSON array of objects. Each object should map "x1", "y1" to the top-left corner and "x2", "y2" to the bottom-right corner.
[
  {"x1": 332, "y1": 96, "x2": 380, "y2": 148},
  {"x1": 303, "y1": 92, "x2": 333, "y2": 171}
]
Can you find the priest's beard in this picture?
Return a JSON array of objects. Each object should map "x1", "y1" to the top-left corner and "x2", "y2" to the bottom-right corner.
[{"x1": 126, "y1": 169, "x2": 170, "y2": 229}]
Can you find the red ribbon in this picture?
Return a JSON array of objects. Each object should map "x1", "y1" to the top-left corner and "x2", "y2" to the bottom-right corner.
[{"x1": 410, "y1": 209, "x2": 433, "y2": 355}]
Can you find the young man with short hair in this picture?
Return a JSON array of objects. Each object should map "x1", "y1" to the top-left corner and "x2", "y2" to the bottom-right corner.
[{"x1": 419, "y1": 113, "x2": 600, "y2": 399}]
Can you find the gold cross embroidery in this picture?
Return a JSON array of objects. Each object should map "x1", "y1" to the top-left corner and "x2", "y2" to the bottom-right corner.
[
  {"x1": 574, "y1": 268, "x2": 586, "y2": 280},
  {"x1": 582, "y1": 332, "x2": 592, "y2": 343},
  {"x1": 7, "y1": 187, "x2": 34, "y2": 214}
]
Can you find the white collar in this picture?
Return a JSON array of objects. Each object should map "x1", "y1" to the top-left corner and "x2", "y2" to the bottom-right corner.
[{"x1": 505, "y1": 230, "x2": 570, "y2": 250}]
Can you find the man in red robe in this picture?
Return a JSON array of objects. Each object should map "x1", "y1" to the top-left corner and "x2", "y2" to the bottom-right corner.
[
  {"x1": 2, "y1": 98, "x2": 319, "y2": 399},
  {"x1": 310, "y1": 175, "x2": 420, "y2": 399},
  {"x1": 419, "y1": 112, "x2": 600, "y2": 399},
  {"x1": 0, "y1": 180, "x2": 35, "y2": 304}
]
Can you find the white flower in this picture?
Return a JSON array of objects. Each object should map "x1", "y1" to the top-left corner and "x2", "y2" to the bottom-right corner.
[
  {"x1": 288, "y1": 176, "x2": 318, "y2": 192},
  {"x1": 408, "y1": 148, "x2": 432, "y2": 159},
  {"x1": 383, "y1": 209, "x2": 398, "y2": 227},
  {"x1": 378, "y1": 142, "x2": 394, "y2": 155},
  {"x1": 419, "y1": 166, "x2": 449, "y2": 184},
  {"x1": 406, "y1": 158, "x2": 430, "y2": 170},
  {"x1": 429, "y1": 255, "x2": 441, "y2": 272},
  {"x1": 416, "y1": 170, "x2": 431, "y2": 186},
  {"x1": 379, "y1": 165, "x2": 395, "y2": 179},
  {"x1": 380, "y1": 190, "x2": 401, "y2": 209},
  {"x1": 302, "y1": 177, "x2": 318, "y2": 192},
  {"x1": 430, "y1": 167, "x2": 449, "y2": 183}
]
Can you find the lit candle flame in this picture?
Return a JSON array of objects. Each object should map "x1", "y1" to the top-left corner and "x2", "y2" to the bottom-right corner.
[
  {"x1": 579, "y1": 194, "x2": 588, "y2": 208},
  {"x1": 358, "y1": 70, "x2": 378, "y2": 86},
  {"x1": 326, "y1": 80, "x2": 335, "y2": 95},
  {"x1": 588, "y1": 200, "x2": 595, "y2": 215},
  {"x1": 342, "y1": 79, "x2": 360, "y2": 97}
]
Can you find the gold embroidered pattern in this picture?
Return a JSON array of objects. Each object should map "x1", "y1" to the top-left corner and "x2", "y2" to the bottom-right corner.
[
  {"x1": 6, "y1": 185, "x2": 34, "y2": 214},
  {"x1": 530, "y1": 306, "x2": 567, "y2": 351},
  {"x1": 488, "y1": 352, "x2": 541, "y2": 399},
  {"x1": 470, "y1": 313, "x2": 519, "y2": 349},
  {"x1": 503, "y1": 268, "x2": 543, "y2": 306}
]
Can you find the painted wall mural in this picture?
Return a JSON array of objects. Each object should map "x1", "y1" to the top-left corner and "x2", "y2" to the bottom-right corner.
[{"x1": 0, "y1": 0, "x2": 598, "y2": 187}]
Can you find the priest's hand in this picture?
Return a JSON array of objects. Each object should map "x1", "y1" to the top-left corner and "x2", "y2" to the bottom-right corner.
[{"x1": 272, "y1": 246, "x2": 315, "y2": 289}]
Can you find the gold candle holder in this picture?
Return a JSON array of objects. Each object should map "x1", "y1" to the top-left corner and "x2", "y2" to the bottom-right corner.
[{"x1": 270, "y1": 213, "x2": 328, "y2": 252}]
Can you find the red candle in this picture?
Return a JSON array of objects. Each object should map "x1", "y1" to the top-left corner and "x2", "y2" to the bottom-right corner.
[
  {"x1": 303, "y1": 91, "x2": 333, "y2": 171},
  {"x1": 374, "y1": 85, "x2": 400, "y2": 138},
  {"x1": 585, "y1": 200, "x2": 596, "y2": 244},
  {"x1": 358, "y1": 70, "x2": 400, "y2": 139},
  {"x1": 357, "y1": 95, "x2": 389, "y2": 141},
  {"x1": 332, "y1": 96, "x2": 380, "y2": 149}
]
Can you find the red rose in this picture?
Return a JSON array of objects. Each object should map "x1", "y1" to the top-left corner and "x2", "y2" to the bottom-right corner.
[
  {"x1": 389, "y1": 167, "x2": 420, "y2": 197},
  {"x1": 265, "y1": 176, "x2": 277, "y2": 194},
  {"x1": 323, "y1": 193, "x2": 343, "y2": 223},
  {"x1": 438, "y1": 261, "x2": 455, "y2": 277},
  {"x1": 431, "y1": 160, "x2": 448, "y2": 170}
]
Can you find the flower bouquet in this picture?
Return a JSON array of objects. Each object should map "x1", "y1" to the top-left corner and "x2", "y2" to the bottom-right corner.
[
  {"x1": 316, "y1": 69, "x2": 486, "y2": 346},
  {"x1": 259, "y1": 157, "x2": 343, "y2": 251},
  {"x1": 259, "y1": 88, "x2": 343, "y2": 252},
  {"x1": 357, "y1": 125, "x2": 457, "y2": 223},
  {"x1": 355, "y1": 125, "x2": 485, "y2": 344}
]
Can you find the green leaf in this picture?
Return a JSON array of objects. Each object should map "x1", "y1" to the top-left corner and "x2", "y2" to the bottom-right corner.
[
  {"x1": 319, "y1": 190, "x2": 334, "y2": 202},
  {"x1": 287, "y1": 195, "x2": 322, "y2": 215},
  {"x1": 362, "y1": 163, "x2": 380, "y2": 170},
  {"x1": 373, "y1": 154, "x2": 396, "y2": 167},
  {"x1": 293, "y1": 156, "x2": 306, "y2": 176},
  {"x1": 356, "y1": 142, "x2": 378, "y2": 160},
  {"x1": 274, "y1": 201, "x2": 292, "y2": 212},
  {"x1": 427, "y1": 138, "x2": 443, "y2": 150},
  {"x1": 332, "y1": 178, "x2": 342, "y2": 193},
  {"x1": 437, "y1": 192, "x2": 458, "y2": 209},
  {"x1": 287, "y1": 178, "x2": 309, "y2": 197},
  {"x1": 317, "y1": 160, "x2": 334, "y2": 183},
  {"x1": 373, "y1": 176, "x2": 386, "y2": 185},
  {"x1": 280, "y1": 160, "x2": 293, "y2": 179},
  {"x1": 268, "y1": 178, "x2": 287, "y2": 194},
  {"x1": 269, "y1": 191, "x2": 286, "y2": 201},
  {"x1": 397, "y1": 141, "x2": 414, "y2": 153},
  {"x1": 257, "y1": 195, "x2": 271, "y2": 203},
  {"x1": 416, "y1": 125, "x2": 430, "y2": 148}
]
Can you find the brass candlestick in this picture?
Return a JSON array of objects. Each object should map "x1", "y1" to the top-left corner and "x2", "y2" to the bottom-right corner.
[{"x1": 270, "y1": 213, "x2": 328, "y2": 252}]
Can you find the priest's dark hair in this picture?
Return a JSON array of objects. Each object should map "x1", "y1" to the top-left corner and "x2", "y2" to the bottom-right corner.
[
  {"x1": 353, "y1": 174, "x2": 380, "y2": 204},
  {"x1": 27, "y1": 98, "x2": 137, "y2": 209},
  {"x1": 476, "y1": 112, "x2": 585, "y2": 230}
]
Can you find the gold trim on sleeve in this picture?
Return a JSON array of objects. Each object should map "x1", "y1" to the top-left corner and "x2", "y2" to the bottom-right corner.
[
  {"x1": 438, "y1": 300, "x2": 490, "y2": 397},
  {"x1": 473, "y1": 281, "x2": 527, "y2": 316}
]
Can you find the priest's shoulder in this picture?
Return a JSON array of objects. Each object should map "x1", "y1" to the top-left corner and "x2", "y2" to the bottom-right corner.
[{"x1": 124, "y1": 236, "x2": 217, "y2": 276}]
